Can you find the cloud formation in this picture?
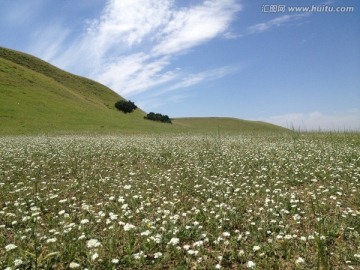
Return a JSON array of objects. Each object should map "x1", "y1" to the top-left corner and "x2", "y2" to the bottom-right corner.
[
  {"x1": 52, "y1": 0, "x2": 241, "y2": 97},
  {"x1": 247, "y1": 14, "x2": 306, "y2": 34}
]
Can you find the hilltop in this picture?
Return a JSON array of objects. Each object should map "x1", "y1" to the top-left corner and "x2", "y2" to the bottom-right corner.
[{"x1": 0, "y1": 47, "x2": 287, "y2": 135}]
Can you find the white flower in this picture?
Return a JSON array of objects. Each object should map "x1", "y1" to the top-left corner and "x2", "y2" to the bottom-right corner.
[
  {"x1": 253, "y1": 245, "x2": 261, "y2": 252},
  {"x1": 5, "y1": 244, "x2": 17, "y2": 251},
  {"x1": 123, "y1": 223, "x2": 135, "y2": 231},
  {"x1": 222, "y1": 232, "x2": 231, "y2": 237},
  {"x1": 215, "y1": 263, "x2": 222, "y2": 269},
  {"x1": 69, "y1": 262, "x2": 81, "y2": 268},
  {"x1": 124, "y1": 185, "x2": 132, "y2": 190},
  {"x1": 46, "y1": 238, "x2": 57, "y2": 243},
  {"x1": 168, "y1": 237, "x2": 180, "y2": 246},
  {"x1": 14, "y1": 259, "x2": 23, "y2": 266},
  {"x1": 354, "y1": 254, "x2": 360, "y2": 258},
  {"x1": 187, "y1": 249, "x2": 198, "y2": 256},
  {"x1": 91, "y1": 252, "x2": 99, "y2": 261},
  {"x1": 154, "y1": 252, "x2": 163, "y2": 258},
  {"x1": 112, "y1": 258, "x2": 119, "y2": 264},
  {"x1": 133, "y1": 251, "x2": 145, "y2": 259},
  {"x1": 80, "y1": 219, "x2": 89, "y2": 224},
  {"x1": 246, "y1": 260, "x2": 256, "y2": 268},
  {"x1": 295, "y1": 256, "x2": 305, "y2": 264},
  {"x1": 86, "y1": 239, "x2": 101, "y2": 248},
  {"x1": 140, "y1": 230, "x2": 151, "y2": 236}
]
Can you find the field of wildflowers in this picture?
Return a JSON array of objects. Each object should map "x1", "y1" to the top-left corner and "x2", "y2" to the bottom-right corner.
[{"x1": 0, "y1": 133, "x2": 359, "y2": 269}]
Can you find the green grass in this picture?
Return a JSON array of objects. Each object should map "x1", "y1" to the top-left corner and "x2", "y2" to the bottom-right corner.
[
  {"x1": 173, "y1": 117, "x2": 289, "y2": 134},
  {"x1": 0, "y1": 47, "x2": 287, "y2": 135},
  {"x1": 0, "y1": 133, "x2": 359, "y2": 269}
]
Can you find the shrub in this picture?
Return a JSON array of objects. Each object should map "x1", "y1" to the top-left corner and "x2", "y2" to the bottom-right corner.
[
  {"x1": 115, "y1": 100, "x2": 137, "y2": 113},
  {"x1": 144, "y1": 112, "x2": 172, "y2": 124}
]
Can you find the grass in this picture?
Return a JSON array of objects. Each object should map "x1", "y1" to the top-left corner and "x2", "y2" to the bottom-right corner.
[
  {"x1": 0, "y1": 132, "x2": 359, "y2": 269},
  {"x1": 0, "y1": 47, "x2": 287, "y2": 135},
  {"x1": 173, "y1": 117, "x2": 289, "y2": 134}
]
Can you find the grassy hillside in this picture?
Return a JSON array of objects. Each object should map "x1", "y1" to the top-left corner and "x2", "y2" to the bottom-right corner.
[
  {"x1": 0, "y1": 47, "x2": 180, "y2": 135},
  {"x1": 0, "y1": 47, "x2": 287, "y2": 135},
  {"x1": 173, "y1": 117, "x2": 289, "y2": 133}
]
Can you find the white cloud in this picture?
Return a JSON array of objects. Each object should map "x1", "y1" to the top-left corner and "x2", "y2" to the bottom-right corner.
[
  {"x1": 152, "y1": 0, "x2": 241, "y2": 56},
  {"x1": 96, "y1": 53, "x2": 177, "y2": 96},
  {"x1": 164, "y1": 66, "x2": 237, "y2": 93},
  {"x1": 51, "y1": 0, "x2": 241, "y2": 97},
  {"x1": 264, "y1": 109, "x2": 360, "y2": 131},
  {"x1": 247, "y1": 14, "x2": 306, "y2": 34},
  {"x1": 87, "y1": 0, "x2": 173, "y2": 54},
  {"x1": 29, "y1": 23, "x2": 70, "y2": 63}
]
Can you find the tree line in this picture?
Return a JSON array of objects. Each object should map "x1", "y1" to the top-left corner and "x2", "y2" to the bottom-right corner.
[{"x1": 115, "y1": 100, "x2": 171, "y2": 124}]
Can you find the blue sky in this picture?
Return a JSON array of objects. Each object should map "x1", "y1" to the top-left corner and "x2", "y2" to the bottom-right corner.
[{"x1": 1, "y1": 0, "x2": 359, "y2": 130}]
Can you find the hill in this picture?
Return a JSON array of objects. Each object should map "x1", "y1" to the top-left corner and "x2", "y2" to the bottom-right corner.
[
  {"x1": 0, "y1": 47, "x2": 287, "y2": 135},
  {"x1": 0, "y1": 47, "x2": 179, "y2": 134},
  {"x1": 172, "y1": 117, "x2": 289, "y2": 133}
]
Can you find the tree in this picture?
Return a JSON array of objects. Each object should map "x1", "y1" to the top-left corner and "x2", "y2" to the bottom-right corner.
[
  {"x1": 115, "y1": 100, "x2": 137, "y2": 113},
  {"x1": 144, "y1": 112, "x2": 172, "y2": 124}
]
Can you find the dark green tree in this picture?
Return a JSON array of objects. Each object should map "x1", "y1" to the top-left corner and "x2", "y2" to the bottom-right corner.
[
  {"x1": 115, "y1": 100, "x2": 137, "y2": 113},
  {"x1": 144, "y1": 112, "x2": 172, "y2": 123}
]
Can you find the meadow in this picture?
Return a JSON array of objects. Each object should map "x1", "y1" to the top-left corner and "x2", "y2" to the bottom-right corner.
[{"x1": 0, "y1": 133, "x2": 359, "y2": 269}]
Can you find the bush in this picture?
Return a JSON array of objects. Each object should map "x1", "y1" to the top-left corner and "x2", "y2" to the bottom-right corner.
[
  {"x1": 144, "y1": 112, "x2": 172, "y2": 124},
  {"x1": 115, "y1": 100, "x2": 137, "y2": 113}
]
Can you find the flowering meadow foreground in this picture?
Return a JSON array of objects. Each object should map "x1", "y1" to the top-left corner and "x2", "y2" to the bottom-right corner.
[{"x1": 0, "y1": 133, "x2": 359, "y2": 269}]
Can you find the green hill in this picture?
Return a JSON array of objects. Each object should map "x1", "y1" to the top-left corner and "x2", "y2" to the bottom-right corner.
[
  {"x1": 0, "y1": 47, "x2": 178, "y2": 134},
  {"x1": 0, "y1": 47, "x2": 287, "y2": 135},
  {"x1": 172, "y1": 117, "x2": 288, "y2": 133}
]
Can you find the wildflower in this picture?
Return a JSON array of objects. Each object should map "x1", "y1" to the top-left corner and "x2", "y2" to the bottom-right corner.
[
  {"x1": 154, "y1": 252, "x2": 163, "y2": 258},
  {"x1": 86, "y1": 239, "x2": 101, "y2": 248},
  {"x1": 140, "y1": 230, "x2": 151, "y2": 236},
  {"x1": 46, "y1": 238, "x2": 57, "y2": 243},
  {"x1": 246, "y1": 260, "x2": 256, "y2": 268},
  {"x1": 69, "y1": 262, "x2": 81, "y2": 268},
  {"x1": 222, "y1": 231, "x2": 230, "y2": 237},
  {"x1": 354, "y1": 254, "x2": 360, "y2": 258},
  {"x1": 14, "y1": 259, "x2": 23, "y2": 266},
  {"x1": 91, "y1": 252, "x2": 99, "y2": 261},
  {"x1": 112, "y1": 258, "x2": 119, "y2": 264},
  {"x1": 295, "y1": 257, "x2": 305, "y2": 264},
  {"x1": 123, "y1": 223, "x2": 135, "y2": 231},
  {"x1": 187, "y1": 249, "x2": 199, "y2": 256},
  {"x1": 133, "y1": 251, "x2": 145, "y2": 259},
  {"x1": 253, "y1": 245, "x2": 261, "y2": 252},
  {"x1": 215, "y1": 263, "x2": 222, "y2": 269},
  {"x1": 168, "y1": 237, "x2": 180, "y2": 246},
  {"x1": 5, "y1": 244, "x2": 17, "y2": 251},
  {"x1": 80, "y1": 219, "x2": 89, "y2": 224}
]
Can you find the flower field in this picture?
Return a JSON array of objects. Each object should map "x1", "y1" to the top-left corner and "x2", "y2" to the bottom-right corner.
[{"x1": 0, "y1": 133, "x2": 359, "y2": 269}]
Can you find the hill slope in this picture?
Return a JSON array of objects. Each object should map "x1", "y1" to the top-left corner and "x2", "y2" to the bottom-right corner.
[
  {"x1": 0, "y1": 47, "x2": 288, "y2": 135},
  {"x1": 0, "y1": 47, "x2": 179, "y2": 134},
  {"x1": 173, "y1": 117, "x2": 289, "y2": 133}
]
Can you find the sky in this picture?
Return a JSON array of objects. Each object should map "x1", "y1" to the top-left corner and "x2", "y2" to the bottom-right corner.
[{"x1": 0, "y1": 0, "x2": 359, "y2": 131}]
